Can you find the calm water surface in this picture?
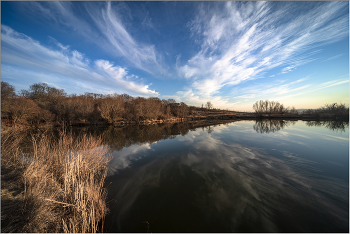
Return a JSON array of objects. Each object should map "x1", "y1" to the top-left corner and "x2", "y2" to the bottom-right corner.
[{"x1": 103, "y1": 120, "x2": 349, "y2": 232}]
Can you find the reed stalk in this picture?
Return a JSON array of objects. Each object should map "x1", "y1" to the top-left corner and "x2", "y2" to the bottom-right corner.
[{"x1": 1, "y1": 129, "x2": 111, "y2": 233}]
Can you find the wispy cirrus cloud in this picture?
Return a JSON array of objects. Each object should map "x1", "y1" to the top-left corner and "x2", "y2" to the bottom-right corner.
[
  {"x1": 16, "y1": 1, "x2": 164, "y2": 75},
  {"x1": 19, "y1": 2, "x2": 100, "y2": 44},
  {"x1": 232, "y1": 77, "x2": 349, "y2": 103},
  {"x1": 323, "y1": 53, "x2": 344, "y2": 62},
  {"x1": 177, "y1": 1, "x2": 349, "y2": 100},
  {"x1": 86, "y1": 2, "x2": 164, "y2": 74},
  {"x1": 233, "y1": 78, "x2": 309, "y2": 98},
  {"x1": 1, "y1": 25, "x2": 158, "y2": 96}
]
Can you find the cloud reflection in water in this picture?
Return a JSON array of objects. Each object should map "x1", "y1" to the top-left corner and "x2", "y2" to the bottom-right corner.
[
  {"x1": 105, "y1": 121, "x2": 348, "y2": 232},
  {"x1": 108, "y1": 143, "x2": 154, "y2": 174}
]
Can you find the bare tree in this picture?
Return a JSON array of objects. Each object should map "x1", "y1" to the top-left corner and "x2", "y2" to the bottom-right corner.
[
  {"x1": 1, "y1": 81, "x2": 15, "y2": 99},
  {"x1": 205, "y1": 101, "x2": 213, "y2": 109},
  {"x1": 167, "y1": 98, "x2": 176, "y2": 104},
  {"x1": 253, "y1": 100, "x2": 289, "y2": 115},
  {"x1": 1, "y1": 82, "x2": 16, "y2": 118},
  {"x1": 289, "y1": 106, "x2": 298, "y2": 115},
  {"x1": 100, "y1": 94, "x2": 124, "y2": 124},
  {"x1": 322, "y1": 103, "x2": 348, "y2": 116},
  {"x1": 179, "y1": 102, "x2": 189, "y2": 118}
]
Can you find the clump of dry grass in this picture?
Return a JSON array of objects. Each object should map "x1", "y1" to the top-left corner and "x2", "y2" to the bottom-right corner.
[
  {"x1": 1, "y1": 128, "x2": 28, "y2": 233},
  {"x1": 1, "y1": 129, "x2": 111, "y2": 233},
  {"x1": 1, "y1": 126, "x2": 24, "y2": 166}
]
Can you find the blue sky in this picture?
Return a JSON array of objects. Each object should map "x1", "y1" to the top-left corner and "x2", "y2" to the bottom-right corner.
[{"x1": 1, "y1": 1, "x2": 349, "y2": 111}]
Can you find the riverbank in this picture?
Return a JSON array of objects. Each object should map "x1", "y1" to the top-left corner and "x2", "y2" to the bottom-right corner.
[
  {"x1": 3, "y1": 111, "x2": 346, "y2": 130},
  {"x1": 1, "y1": 128, "x2": 111, "y2": 233}
]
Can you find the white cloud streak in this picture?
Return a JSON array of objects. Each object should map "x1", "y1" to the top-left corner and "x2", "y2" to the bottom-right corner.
[
  {"x1": 177, "y1": 1, "x2": 348, "y2": 104},
  {"x1": 16, "y1": 1, "x2": 164, "y2": 74},
  {"x1": 1, "y1": 25, "x2": 158, "y2": 96},
  {"x1": 87, "y1": 2, "x2": 162, "y2": 73},
  {"x1": 323, "y1": 54, "x2": 344, "y2": 62},
  {"x1": 232, "y1": 78, "x2": 349, "y2": 103}
]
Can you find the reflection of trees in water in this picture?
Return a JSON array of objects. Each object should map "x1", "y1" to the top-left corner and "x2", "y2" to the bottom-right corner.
[
  {"x1": 70, "y1": 121, "x2": 227, "y2": 152},
  {"x1": 254, "y1": 119, "x2": 349, "y2": 133},
  {"x1": 69, "y1": 124, "x2": 183, "y2": 151},
  {"x1": 253, "y1": 120, "x2": 296, "y2": 134},
  {"x1": 16, "y1": 121, "x2": 232, "y2": 154},
  {"x1": 202, "y1": 126, "x2": 214, "y2": 134},
  {"x1": 305, "y1": 120, "x2": 349, "y2": 132},
  {"x1": 101, "y1": 123, "x2": 183, "y2": 151}
]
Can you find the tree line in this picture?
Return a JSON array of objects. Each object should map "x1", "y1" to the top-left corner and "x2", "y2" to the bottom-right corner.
[
  {"x1": 3, "y1": 81, "x2": 347, "y2": 127},
  {"x1": 1, "y1": 81, "x2": 194, "y2": 126},
  {"x1": 302, "y1": 103, "x2": 349, "y2": 118},
  {"x1": 252, "y1": 100, "x2": 348, "y2": 118}
]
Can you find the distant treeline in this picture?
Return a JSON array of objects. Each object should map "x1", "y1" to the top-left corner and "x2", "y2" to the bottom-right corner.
[
  {"x1": 1, "y1": 82, "x2": 196, "y2": 126},
  {"x1": 301, "y1": 103, "x2": 349, "y2": 118},
  {"x1": 253, "y1": 100, "x2": 349, "y2": 119},
  {"x1": 2, "y1": 81, "x2": 348, "y2": 127}
]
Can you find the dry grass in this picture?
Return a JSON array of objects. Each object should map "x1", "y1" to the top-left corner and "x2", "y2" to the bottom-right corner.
[
  {"x1": 1, "y1": 127, "x2": 28, "y2": 233},
  {"x1": 1, "y1": 128, "x2": 111, "y2": 233}
]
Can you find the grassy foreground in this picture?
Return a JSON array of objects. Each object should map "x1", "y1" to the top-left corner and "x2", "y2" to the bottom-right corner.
[{"x1": 1, "y1": 127, "x2": 111, "y2": 233}]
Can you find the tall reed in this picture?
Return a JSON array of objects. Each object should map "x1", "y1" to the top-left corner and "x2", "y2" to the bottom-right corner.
[
  {"x1": 2, "y1": 129, "x2": 111, "y2": 232},
  {"x1": 1, "y1": 128, "x2": 28, "y2": 233}
]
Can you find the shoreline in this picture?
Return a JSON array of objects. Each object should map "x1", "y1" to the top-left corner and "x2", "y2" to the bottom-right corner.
[{"x1": 4, "y1": 113, "x2": 346, "y2": 129}]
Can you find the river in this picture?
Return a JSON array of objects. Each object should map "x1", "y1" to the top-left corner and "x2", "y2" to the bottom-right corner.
[{"x1": 94, "y1": 119, "x2": 348, "y2": 232}]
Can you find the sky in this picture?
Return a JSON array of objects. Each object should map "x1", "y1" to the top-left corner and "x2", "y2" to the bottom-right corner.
[{"x1": 1, "y1": 1, "x2": 349, "y2": 112}]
